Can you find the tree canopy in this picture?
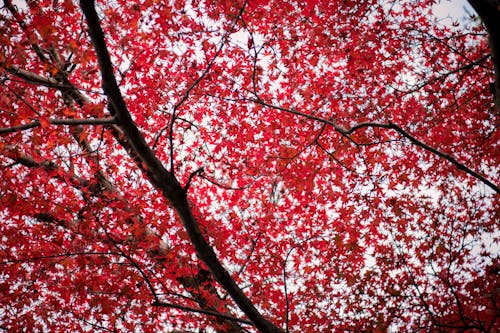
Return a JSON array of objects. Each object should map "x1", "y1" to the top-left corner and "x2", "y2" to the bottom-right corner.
[{"x1": 0, "y1": 0, "x2": 499, "y2": 332}]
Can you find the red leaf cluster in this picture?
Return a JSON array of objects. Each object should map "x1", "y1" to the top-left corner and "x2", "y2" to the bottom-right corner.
[{"x1": 0, "y1": 0, "x2": 498, "y2": 332}]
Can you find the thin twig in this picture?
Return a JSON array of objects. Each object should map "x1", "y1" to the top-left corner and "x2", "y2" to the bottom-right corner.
[
  {"x1": 152, "y1": 301, "x2": 254, "y2": 326},
  {"x1": 184, "y1": 167, "x2": 205, "y2": 192}
]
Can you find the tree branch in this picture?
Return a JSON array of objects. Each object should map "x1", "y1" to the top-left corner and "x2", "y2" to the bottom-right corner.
[
  {"x1": 184, "y1": 167, "x2": 204, "y2": 192},
  {"x1": 79, "y1": 1, "x2": 283, "y2": 332},
  {"x1": 2, "y1": 64, "x2": 65, "y2": 88},
  {"x1": 388, "y1": 122, "x2": 499, "y2": 193},
  {"x1": 164, "y1": 20, "x2": 233, "y2": 172},
  {"x1": 3, "y1": 0, "x2": 50, "y2": 63},
  {"x1": 152, "y1": 301, "x2": 254, "y2": 326},
  {"x1": 2, "y1": 145, "x2": 94, "y2": 191},
  {"x1": 0, "y1": 117, "x2": 116, "y2": 134},
  {"x1": 0, "y1": 251, "x2": 118, "y2": 265},
  {"x1": 251, "y1": 97, "x2": 499, "y2": 193}
]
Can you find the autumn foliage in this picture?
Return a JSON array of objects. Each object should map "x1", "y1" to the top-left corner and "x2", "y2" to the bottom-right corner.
[{"x1": 0, "y1": 0, "x2": 499, "y2": 332}]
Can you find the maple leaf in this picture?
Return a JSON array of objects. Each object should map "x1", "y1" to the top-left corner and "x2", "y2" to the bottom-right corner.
[{"x1": 0, "y1": 0, "x2": 499, "y2": 333}]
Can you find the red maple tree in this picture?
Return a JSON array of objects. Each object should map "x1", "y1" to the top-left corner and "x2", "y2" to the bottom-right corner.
[{"x1": 1, "y1": 0, "x2": 499, "y2": 332}]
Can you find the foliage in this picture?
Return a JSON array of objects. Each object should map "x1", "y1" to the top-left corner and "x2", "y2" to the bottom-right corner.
[{"x1": 0, "y1": 0, "x2": 499, "y2": 332}]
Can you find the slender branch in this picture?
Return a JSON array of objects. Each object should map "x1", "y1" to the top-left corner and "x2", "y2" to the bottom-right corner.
[
  {"x1": 199, "y1": 174, "x2": 250, "y2": 190},
  {"x1": 281, "y1": 235, "x2": 321, "y2": 333},
  {"x1": 399, "y1": 54, "x2": 491, "y2": 94},
  {"x1": 2, "y1": 64, "x2": 65, "y2": 88},
  {"x1": 2, "y1": 145, "x2": 93, "y2": 190},
  {"x1": 66, "y1": 309, "x2": 115, "y2": 333},
  {"x1": 388, "y1": 231, "x2": 440, "y2": 328},
  {"x1": 0, "y1": 251, "x2": 118, "y2": 265},
  {"x1": 406, "y1": 27, "x2": 491, "y2": 70},
  {"x1": 3, "y1": 0, "x2": 49, "y2": 62},
  {"x1": 171, "y1": 20, "x2": 233, "y2": 114},
  {"x1": 152, "y1": 301, "x2": 254, "y2": 326},
  {"x1": 283, "y1": 252, "x2": 291, "y2": 333},
  {"x1": 158, "y1": 8, "x2": 237, "y2": 171},
  {"x1": 0, "y1": 117, "x2": 116, "y2": 134},
  {"x1": 251, "y1": 97, "x2": 499, "y2": 193},
  {"x1": 101, "y1": 225, "x2": 161, "y2": 304},
  {"x1": 184, "y1": 167, "x2": 204, "y2": 192},
  {"x1": 251, "y1": 97, "x2": 346, "y2": 132},
  {"x1": 389, "y1": 122, "x2": 499, "y2": 193},
  {"x1": 1, "y1": 80, "x2": 41, "y2": 115}
]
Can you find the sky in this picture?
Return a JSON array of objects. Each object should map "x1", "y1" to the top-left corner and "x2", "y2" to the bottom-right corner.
[{"x1": 432, "y1": 0, "x2": 474, "y2": 25}]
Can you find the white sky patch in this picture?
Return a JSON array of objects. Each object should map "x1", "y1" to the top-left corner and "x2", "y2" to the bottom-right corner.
[{"x1": 432, "y1": 0, "x2": 474, "y2": 26}]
